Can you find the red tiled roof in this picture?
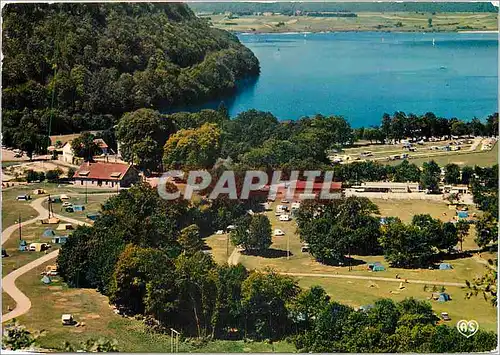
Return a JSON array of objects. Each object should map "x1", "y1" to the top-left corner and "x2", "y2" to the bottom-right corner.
[{"x1": 74, "y1": 162, "x2": 132, "y2": 181}]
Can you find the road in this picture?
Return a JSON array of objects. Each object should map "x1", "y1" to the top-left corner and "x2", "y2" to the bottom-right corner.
[{"x1": 2, "y1": 196, "x2": 92, "y2": 323}]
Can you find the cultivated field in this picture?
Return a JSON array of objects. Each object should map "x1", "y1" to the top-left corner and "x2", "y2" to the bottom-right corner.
[{"x1": 204, "y1": 12, "x2": 498, "y2": 33}]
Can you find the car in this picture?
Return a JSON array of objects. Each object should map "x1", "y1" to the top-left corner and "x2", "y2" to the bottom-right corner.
[
  {"x1": 62, "y1": 202, "x2": 72, "y2": 207},
  {"x1": 273, "y1": 229, "x2": 285, "y2": 236},
  {"x1": 441, "y1": 312, "x2": 451, "y2": 321},
  {"x1": 279, "y1": 214, "x2": 291, "y2": 222},
  {"x1": 281, "y1": 199, "x2": 289, "y2": 204},
  {"x1": 215, "y1": 230, "x2": 224, "y2": 235}
]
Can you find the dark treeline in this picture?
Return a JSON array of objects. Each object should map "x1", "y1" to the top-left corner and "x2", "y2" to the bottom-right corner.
[
  {"x1": 355, "y1": 112, "x2": 499, "y2": 143},
  {"x1": 189, "y1": 2, "x2": 498, "y2": 16},
  {"x1": 2, "y1": 3, "x2": 259, "y2": 156},
  {"x1": 57, "y1": 183, "x2": 497, "y2": 352}
]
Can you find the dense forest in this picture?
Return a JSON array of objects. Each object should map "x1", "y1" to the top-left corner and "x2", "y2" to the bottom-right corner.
[
  {"x1": 189, "y1": 2, "x2": 498, "y2": 16},
  {"x1": 2, "y1": 3, "x2": 259, "y2": 152}
]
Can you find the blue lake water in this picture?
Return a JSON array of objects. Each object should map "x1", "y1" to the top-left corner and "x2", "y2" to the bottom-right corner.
[{"x1": 218, "y1": 32, "x2": 498, "y2": 127}]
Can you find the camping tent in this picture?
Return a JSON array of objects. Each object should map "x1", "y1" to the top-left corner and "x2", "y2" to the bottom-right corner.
[
  {"x1": 41, "y1": 275, "x2": 52, "y2": 284},
  {"x1": 438, "y1": 293, "x2": 451, "y2": 302},
  {"x1": 43, "y1": 228, "x2": 56, "y2": 237},
  {"x1": 373, "y1": 264, "x2": 385, "y2": 271},
  {"x1": 457, "y1": 211, "x2": 469, "y2": 219},
  {"x1": 72, "y1": 205, "x2": 85, "y2": 212},
  {"x1": 52, "y1": 236, "x2": 69, "y2": 244},
  {"x1": 86, "y1": 213, "x2": 101, "y2": 221},
  {"x1": 439, "y1": 263, "x2": 453, "y2": 270},
  {"x1": 56, "y1": 224, "x2": 73, "y2": 231}
]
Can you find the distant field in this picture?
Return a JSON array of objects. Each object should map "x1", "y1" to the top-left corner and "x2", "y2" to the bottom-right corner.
[{"x1": 204, "y1": 12, "x2": 498, "y2": 33}]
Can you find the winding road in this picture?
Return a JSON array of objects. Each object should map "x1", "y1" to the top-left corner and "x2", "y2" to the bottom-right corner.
[{"x1": 2, "y1": 196, "x2": 92, "y2": 323}]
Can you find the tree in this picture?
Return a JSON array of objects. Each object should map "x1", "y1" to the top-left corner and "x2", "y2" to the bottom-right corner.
[
  {"x1": 485, "y1": 113, "x2": 498, "y2": 137},
  {"x1": 460, "y1": 166, "x2": 474, "y2": 185},
  {"x1": 175, "y1": 251, "x2": 218, "y2": 338},
  {"x1": 178, "y1": 225, "x2": 204, "y2": 256},
  {"x1": 1, "y1": 320, "x2": 36, "y2": 350},
  {"x1": 290, "y1": 285, "x2": 330, "y2": 332},
  {"x1": 443, "y1": 163, "x2": 460, "y2": 184},
  {"x1": 466, "y1": 258, "x2": 497, "y2": 306},
  {"x1": 379, "y1": 218, "x2": 435, "y2": 268},
  {"x1": 474, "y1": 213, "x2": 498, "y2": 248},
  {"x1": 230, "y1": 214, "x2": 272, "y2": 252},
  {"x1": 64, "y1": 338, "x2": 119, "y2": 352},
  {"x1": 241, "y1": 270, "x2": 300, "y2": 340},
  {"x1": 163, "y1": 123, "x2": 221, "y2": 170},
  {"x1": 46, "y1": 168, "x2": 63, "y2": 182},
  {"x1": 296, "y1": 197, "x2": 381, "y2": 265},
  {"x1": 450, "y1": 121, "x2": 468, "y2": 136},
  {"x1": 71, "y1": 132, "x2": 100, "y2": 161},
  {"x1": 455, "y1": 220, "x2": 470, "y2": 251},
  {"x1": 420, "y1": 160, "x2": 441, "y2": 193},
  {"x1": 116, "y1": 109, "x2": 172, "y2": 172},
  {"x1": 67, "y1": 167, "x2": 76, "y2": 179}
]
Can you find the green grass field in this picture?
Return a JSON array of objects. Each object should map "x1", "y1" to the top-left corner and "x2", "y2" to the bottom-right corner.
[{"x1": 205, "y1": 12, "x2": 498, "y2": 33}]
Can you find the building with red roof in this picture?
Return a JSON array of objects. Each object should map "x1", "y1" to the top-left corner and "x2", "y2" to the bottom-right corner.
[{"x1": 73, "y1": 161, "x2": 140, "y2": 188}]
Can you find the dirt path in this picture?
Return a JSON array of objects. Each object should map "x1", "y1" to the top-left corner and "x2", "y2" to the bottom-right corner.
[{"x1": 2, "y1": 196, "x2": 92, "y2": 323}]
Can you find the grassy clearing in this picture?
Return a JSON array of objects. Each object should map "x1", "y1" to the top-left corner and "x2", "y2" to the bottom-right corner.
[
  {"x1": 205, "y1": 233, "x2": 234, "y2": 265},
  {"x1": 206, "y1": 12, "x2": 498, "y2": 33},
  {"x1": 42, "y1": 193, "x2": 111, "y2": 223},
  {"x1": 13, "y1": 259, "x2": 293, "y2": 352},
  {"x1": 404, "y1": 143, "x2": 498, "y2": 167},
  {"x1": 2, "y1": 183, "x2": 115, "y2": 228},
  {"x1": 296, "y1": 276, "x2": 497, "y2": 332}
]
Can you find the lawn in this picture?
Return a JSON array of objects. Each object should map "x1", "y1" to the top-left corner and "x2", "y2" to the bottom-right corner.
[
  {"x1": 41, "y1": 193, "x2": 111, "y2": 223},
  {"x1": 205, "y1": 233, "x2": 235, "y2": 265},
  {"x1": 13, "y1": 259, "x2": 294, "y2": 352},
  {"x1": 2, "y1": 183, "x2": 115, "y2": 229},
  {"x1": 296, "y1": 276, "x2": 497, "y2": 332},
  {"x1": 404, "y1": 143, "x2": 498, "y2": 167},
  {"x1": 2, "y1": 223, "x2": 67, "y2": 276}
]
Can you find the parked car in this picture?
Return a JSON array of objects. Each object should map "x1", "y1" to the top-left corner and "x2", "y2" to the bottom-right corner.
[
  {"x1": 62, "y1": 202, "x2": 72, "y2": 207},
  {"x1": 441, "y1": 312, "x2": 451, "y2": 321},
  {"x1": 16, "y1": 194, "x2": 31, "y2": 201},
  {"x1": 273, "y1": 229, "x2": 285, "y2": 236},
  {"x1": 215, "y1": 230, "x2": 224, "y2": 235},
  {"x1": 279, "y1": 214, "x2": 291, "y2": 222}
]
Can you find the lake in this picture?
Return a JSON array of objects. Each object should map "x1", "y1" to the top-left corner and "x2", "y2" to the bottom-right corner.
[{"x1": 219, "y1": 32, "x2": 498, "y2": 127}]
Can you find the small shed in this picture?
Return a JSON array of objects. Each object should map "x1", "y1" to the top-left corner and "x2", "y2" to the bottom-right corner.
[
  {"x1": 56, "y1": 223, "x2": 73, "y2": 231},
  {"x1": 41, "y1": 275, "x2": 52, "y2": 284},
  {"x1": 72, "y1": 205, "x2": 85, "y2": 212},
  {"x1": 439, "y1": 263, "x2": 453, "y2": 270},
  {"x1": 43, "y1": 228, "x2": 56, "y2": 237}
]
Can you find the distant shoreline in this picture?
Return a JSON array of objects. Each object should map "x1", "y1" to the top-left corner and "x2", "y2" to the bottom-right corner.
[{"x1": 236, "y1": 29, "x2": 499, "y2": 35}]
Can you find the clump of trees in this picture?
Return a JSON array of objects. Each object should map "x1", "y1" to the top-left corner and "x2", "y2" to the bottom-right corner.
[
  {"x1": 379, "y1": 215, "x2": 458, "y2": 268},
  {"x1": 230, "y1": 214, "x2": 272, "y2": 252},
  {"x1": 296, "y1": 197, "x2": 382, "y2": 265}
]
